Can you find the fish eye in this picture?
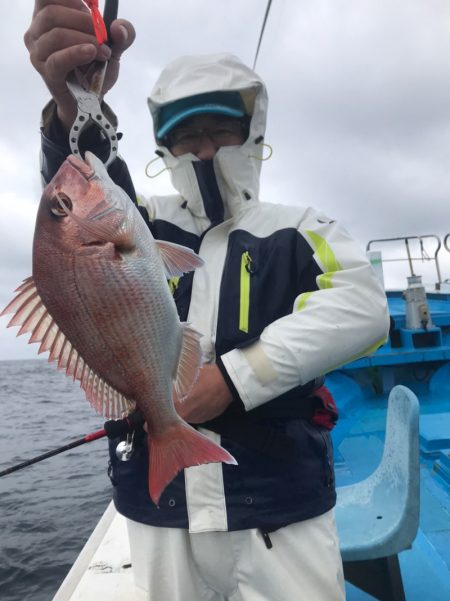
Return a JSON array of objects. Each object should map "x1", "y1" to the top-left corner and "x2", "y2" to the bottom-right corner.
[{"x1": 50, "y1": 193, "x2": 73, "y2": 218}]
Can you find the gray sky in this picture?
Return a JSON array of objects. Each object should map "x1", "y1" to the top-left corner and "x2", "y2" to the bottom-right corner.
[{"x1": 1, "y1": 0, "x2": 450, "y2": 360}]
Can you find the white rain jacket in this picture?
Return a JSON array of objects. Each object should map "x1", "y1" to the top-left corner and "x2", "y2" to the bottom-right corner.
[
  {"x1": 146, "y1": 53, "x2": 388, "y2": 409},
  {"x1": 114, "y1": 53, "x2": 389, "y2": 533},
  {"x1": 41, "y1": 53, "x2": 390, "y2": 534}
]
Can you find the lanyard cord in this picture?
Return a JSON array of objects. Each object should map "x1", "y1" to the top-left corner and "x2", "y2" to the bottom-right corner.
[{"x1": 83, "y1": 0, "x2": 108, "y2": 45}]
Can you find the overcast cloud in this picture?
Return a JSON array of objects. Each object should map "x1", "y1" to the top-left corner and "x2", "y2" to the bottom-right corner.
[{"x1": 1, "y1": 0, "x2": 450, "y2": 360}]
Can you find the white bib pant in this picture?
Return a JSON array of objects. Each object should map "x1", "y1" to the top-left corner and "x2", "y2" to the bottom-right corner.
[{"x1": 127, "y1": 509, "x2": 345, "y2": 601}]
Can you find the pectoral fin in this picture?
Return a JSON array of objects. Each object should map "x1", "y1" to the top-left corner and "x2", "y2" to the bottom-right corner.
[
  {"x1": 156, "y1": 240, "x2": 204, "y2": 278},
  {"x1": 173, "y1": 323, "x2": 203, "y2": 401}
]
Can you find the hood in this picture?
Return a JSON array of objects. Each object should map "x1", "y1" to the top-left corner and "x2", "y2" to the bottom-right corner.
[{"x1": 147, "y1": 53, "x2": 269, "y2": 221}]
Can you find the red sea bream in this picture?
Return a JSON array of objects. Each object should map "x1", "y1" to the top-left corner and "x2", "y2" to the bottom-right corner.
[{"x1": 1, "y1": 152, "x2": 236, "y2": 504}]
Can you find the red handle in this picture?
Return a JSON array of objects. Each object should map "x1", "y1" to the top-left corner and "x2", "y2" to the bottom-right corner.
[{"x1": 84, "y1": 428, "x2": 107, "y2": 442}]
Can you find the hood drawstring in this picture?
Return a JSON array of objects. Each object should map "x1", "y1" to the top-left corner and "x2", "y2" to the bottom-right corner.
[{"x1": 145, "y1": 151, "x2": 171, "y2": 179}]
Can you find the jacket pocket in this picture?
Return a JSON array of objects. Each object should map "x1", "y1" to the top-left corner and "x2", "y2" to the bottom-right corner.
[{"x1": 239, "y1": 251, "x2": 253, "y2": 333}]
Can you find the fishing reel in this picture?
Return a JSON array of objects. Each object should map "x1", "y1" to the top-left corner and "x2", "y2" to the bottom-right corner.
[
  {"x1": 104, "y1": 410, "x2": 145, "y2": 462},
  {"x1": 0, "y1": 408, "x2": 146, "y2": 478},
  {"x1": 115, "y1": 432, "x2": 135, "y2": 462}
]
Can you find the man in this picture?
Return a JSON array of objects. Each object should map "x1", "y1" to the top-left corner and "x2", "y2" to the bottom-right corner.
[{"x1": 25, "y1": 3, "x2": 389, "y2": 600}]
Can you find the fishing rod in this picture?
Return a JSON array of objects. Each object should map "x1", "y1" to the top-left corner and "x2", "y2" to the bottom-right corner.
[
  {"x1": 103, "y1": 0, "x2": 119, "y2": 43},
  {"x1": 0, "y1": 411, "x2": 144, "y2": 478},
  {"x1": 253, "y1": 0, "x2": 274, "y2": 69}
]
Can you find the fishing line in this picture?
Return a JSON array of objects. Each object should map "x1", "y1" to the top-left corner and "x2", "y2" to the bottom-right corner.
[{"x1": 253, "y1": 0, "x2": 274, "y2": 69}]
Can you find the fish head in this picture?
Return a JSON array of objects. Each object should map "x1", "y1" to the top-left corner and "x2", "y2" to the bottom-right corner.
[{"x1": 36, "y1": 152, "x2": 136, "y2": 256}]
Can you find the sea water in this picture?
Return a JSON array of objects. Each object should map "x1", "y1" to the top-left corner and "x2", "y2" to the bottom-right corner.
[{"x1": 0, "y1": 359, "x2": 112, "y2": 601}]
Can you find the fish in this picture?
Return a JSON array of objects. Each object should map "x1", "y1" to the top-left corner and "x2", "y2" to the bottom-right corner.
[{"x1": 1, "y1": 151, "x2": 236, "y2": 505}]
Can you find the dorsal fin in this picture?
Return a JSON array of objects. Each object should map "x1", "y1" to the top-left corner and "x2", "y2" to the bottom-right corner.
[{"x1": 1, "y1": 277, "x2": 135, "y2": 418}]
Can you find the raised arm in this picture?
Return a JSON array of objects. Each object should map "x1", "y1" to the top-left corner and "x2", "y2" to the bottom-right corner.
[
  {"x1": 24, "y1": 0, "x2": 135, "y2": 133},
  {"x1": 24, "y1": 0, "x2": 138, "y2": 198}
]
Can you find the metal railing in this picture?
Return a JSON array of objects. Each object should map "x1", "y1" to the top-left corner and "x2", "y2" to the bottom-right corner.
[
  {"x1": 443, "y1": 234, "x2": 450, "y2": 255},
  {"x1": 366, "y1": 235, "x2": 444, "y2": 288}
]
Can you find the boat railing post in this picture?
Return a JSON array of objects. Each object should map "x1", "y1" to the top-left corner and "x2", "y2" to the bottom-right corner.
[{"x1": 404, "y1": 238, "x2": 415, "y2": 277}]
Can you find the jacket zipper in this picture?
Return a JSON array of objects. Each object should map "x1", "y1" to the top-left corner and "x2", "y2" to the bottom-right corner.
[
  {"x1": 168, "y1": 276, "x2": 180, "y2": 295},
  {"x1": 239, "y1": 251, "x2": 252, "y2": 333},
  {"x1": 319, "y1": 430, "x2": 334, "y2": 487}
]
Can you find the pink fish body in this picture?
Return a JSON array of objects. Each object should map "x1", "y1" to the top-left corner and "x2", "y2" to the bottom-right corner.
[{"x1": 2, "y1": 152, "x2": 236, "y2": 504}]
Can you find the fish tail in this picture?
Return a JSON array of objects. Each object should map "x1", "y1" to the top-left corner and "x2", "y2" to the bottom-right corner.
[{"x1": 148, "y1": 423, "x2": 237, "y2": 506}]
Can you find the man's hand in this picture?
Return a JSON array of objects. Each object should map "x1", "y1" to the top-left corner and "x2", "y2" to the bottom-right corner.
[
  {"x1": 24, "y1": 0, "x2": 135, "y2": 132},
  {"x1": 174, "y1": 364, "x2": 234, "y2": 424}
]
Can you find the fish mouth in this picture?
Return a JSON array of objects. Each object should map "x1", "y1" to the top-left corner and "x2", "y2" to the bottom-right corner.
[
  {"x1": 67, "y1": 152, "x2": 111, "y2": 182},
  {"x1": 81, "y1": 240, "x2": 109, "y2": 247},
  {"x1": 67, "y1": 155, "x2": 95, "y2": 180}
]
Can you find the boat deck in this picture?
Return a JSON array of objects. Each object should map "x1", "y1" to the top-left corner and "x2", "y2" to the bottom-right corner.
[{"x1": 52, "y1": 502, "x2": 140, "y2": 601}]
